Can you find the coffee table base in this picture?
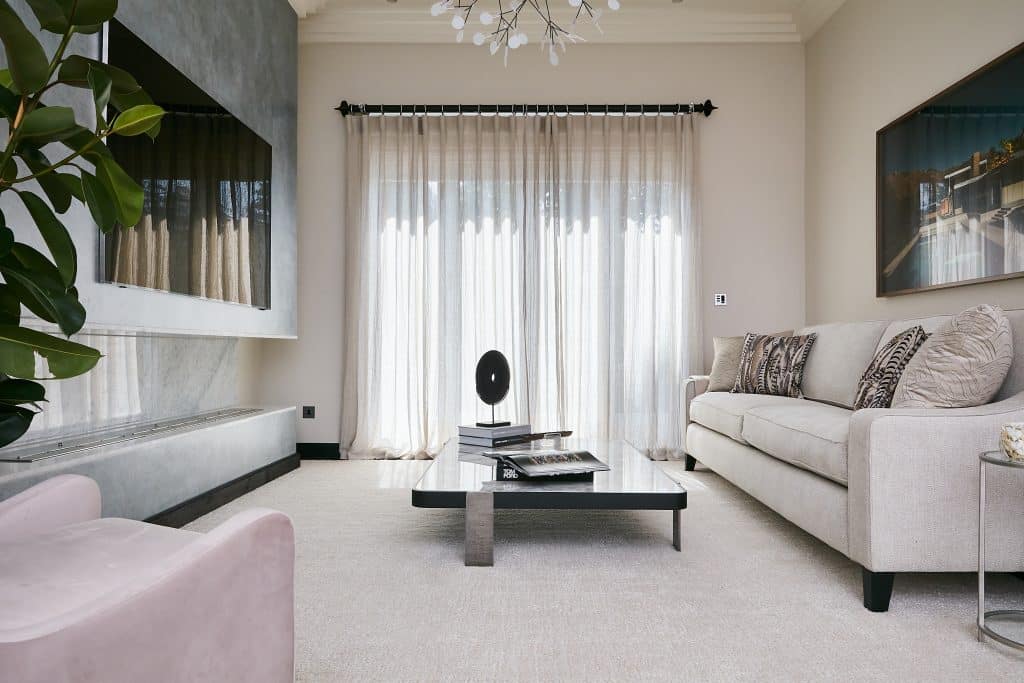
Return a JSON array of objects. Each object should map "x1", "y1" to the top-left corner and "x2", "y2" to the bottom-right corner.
[
  {"x1": 463, "y1": 499, "x2": 682, "y2": 567},
  {"x1": 465, "y1": 492, "x2": 494, "y2": 566}
]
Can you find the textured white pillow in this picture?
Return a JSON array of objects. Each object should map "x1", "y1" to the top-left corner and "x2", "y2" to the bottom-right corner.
[{"x1": 891, "y1": 305, "x2": 1013, "y2": 409}]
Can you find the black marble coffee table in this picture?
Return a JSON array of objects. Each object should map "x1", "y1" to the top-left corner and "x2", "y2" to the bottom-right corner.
[{"x1": 412, "y1": 439, "x2": 687, "y2": 565}]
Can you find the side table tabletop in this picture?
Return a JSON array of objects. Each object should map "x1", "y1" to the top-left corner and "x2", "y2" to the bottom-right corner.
[{"x1": 978, "y1": 450, "x2": 1024, "y2": 650}]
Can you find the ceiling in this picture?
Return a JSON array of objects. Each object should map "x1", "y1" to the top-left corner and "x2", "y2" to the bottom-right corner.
[{"x1": 290, "y1": 0, "x2": 847, "y2": 45}]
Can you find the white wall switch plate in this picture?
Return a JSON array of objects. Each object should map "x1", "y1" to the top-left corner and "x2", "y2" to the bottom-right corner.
[{"x1": 714, "y1": 293, "x2": 727, "y2": 306}]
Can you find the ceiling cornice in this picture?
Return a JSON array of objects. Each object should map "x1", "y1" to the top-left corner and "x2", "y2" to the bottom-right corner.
[
  {"x1": 289, "y1": 0, "x2": 330, "y2": 19},
  {"x1": 296, "y1": 1, "x2": 847, "y2": 45},
  {"x1": 794, "y1": 0, "x2": 846, "y2": 41}
]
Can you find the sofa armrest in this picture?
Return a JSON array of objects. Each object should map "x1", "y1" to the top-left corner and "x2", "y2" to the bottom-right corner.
[
  {"x1": 847, "y1": 393, "x2": 1024, "y2": 572},
  {"x1": 684, "y1": 375, "x2": 710, "y2": 425},
  {"x1": 1, "y1": 508, "x2": 295, "y2": 683},
  {"x1": 0, "y1": 475, "x2": 101, "y2": 543},
  {"x1": 683, "y1": 376, "x2": 711, "y2": 459}
]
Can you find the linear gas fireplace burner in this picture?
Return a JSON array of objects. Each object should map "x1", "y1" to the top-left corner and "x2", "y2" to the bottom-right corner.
[{"x1": 0, "y1": 408, "x2": 263, "y2": 463}]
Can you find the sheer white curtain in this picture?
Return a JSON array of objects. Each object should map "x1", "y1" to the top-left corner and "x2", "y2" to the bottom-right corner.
[{"x1": 341, "y1": 113, "x2": 702, "y2": 459}]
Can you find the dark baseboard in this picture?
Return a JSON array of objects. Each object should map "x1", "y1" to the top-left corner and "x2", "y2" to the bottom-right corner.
[
  {"x1": 298, "y1": 442, "x2": 342, "y2": 460},
  {"x1": 146, "y1": 453, "x2": 300, "y2": 529}
]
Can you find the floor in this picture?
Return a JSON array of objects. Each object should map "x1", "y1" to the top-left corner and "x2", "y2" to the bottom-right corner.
[{"x1": 187, "y1": 460, "x2": 1024, "y2": 681}]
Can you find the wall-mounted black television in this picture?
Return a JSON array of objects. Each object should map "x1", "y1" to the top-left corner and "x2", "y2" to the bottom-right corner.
[{"x1": 100, "y1": 20, "x2": 271, "y2": 309}]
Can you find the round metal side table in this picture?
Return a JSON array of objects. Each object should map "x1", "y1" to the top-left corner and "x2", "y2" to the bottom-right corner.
[{"x1": 978, "y1": 450, "x2": 1024, "y2": 650}]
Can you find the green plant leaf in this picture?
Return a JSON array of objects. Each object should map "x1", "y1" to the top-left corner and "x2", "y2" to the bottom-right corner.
[
  {"x1": 0, "y1": 68, "x2": 13, "y2": 90},
  {"x1": 58, "y1": 0, "x2": 118, "y2": 26},
  {"x1": 0, "y1": 378, "x2": 46, "y2": 404},
  {"x1": 111, "y1": 104, "x2": 164, "y2": 137},
  {"x1": 0, "y1": 283, "x2": 20, "y2": 324},
  {"x1": 95, "y1": 156, "x2": 143, "y2": 227},
  {"x1": 17, "y1": 106, "x2": 78, "y2": 141},
  {"x1": 0, "y1": 249, "x2": 85, "y2": 335},
  {"x1": 57, "y1": 173, "x2": 84, "y2": 203},
  {"x1": 0, "y1": 159, "x2": 16, "y2": 184},
  {"x1": 18, "y1": 147, "x2": 72, "y2": 213},
  {"x1": 24, "y1": 0, "x2": 69, "y2": 32},
  {"x1": 0, "y1": 0, "x2": 51, "y2": 93},
  {"x1": 0, "y1": 404, "x2": 35, "y2": 447},
  {"x1": 59, "y1": 125, "x2": 113, "y2": 161},
  {"x1": 0, "y1": 82, "x2": 18, "y2": 119},
  {"x1": 0, "y1": 324, "x2": 100, "y2": 379},
  {"x1": 58, "y1": 55, "x2": 140, "y2": 95},
  {"x1": 0, "y1": 226, "x2": 13, "y2": 258},
  {"x1": 16, "y1": 192, "x2": 76, "y2": 286},
  {"x1": 109, "y1": 86, "x2": 151, "y2": 112},
  {"x1": 87, "y1": 64, "x2": 112, "y2": 122},
  {"x1": 81, "y1": 171, "x2": 116, "y2": 233}
]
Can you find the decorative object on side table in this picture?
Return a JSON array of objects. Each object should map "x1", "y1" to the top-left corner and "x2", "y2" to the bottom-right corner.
[
  {"x1": 999, "y1": 424, "x2": 1024, "y2": 461},
  {"x1": 977, "y1": 450, "x2": 1024, "y2": 650}
]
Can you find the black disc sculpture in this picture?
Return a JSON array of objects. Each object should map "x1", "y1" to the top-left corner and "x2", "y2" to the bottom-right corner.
[{"x1": 475, "y1": 350, "x2": 511, "y2": 428}]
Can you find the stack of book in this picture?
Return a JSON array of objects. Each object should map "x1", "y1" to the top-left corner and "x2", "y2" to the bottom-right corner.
[{"x1": 458, "y1": 423, "x2": 532, "y2": 448}]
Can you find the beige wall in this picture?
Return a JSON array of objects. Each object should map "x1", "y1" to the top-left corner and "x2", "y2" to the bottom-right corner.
[
  {"x1": 266, "y1": 42, "x2": 806, "y2": 443},
  {"x1": 805, "y1": 0, "x2": 1024, "y2": 324}
]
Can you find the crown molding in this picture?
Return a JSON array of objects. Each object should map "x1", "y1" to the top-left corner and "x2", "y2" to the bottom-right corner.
[
  {"x1": 296, "y1": 1, "x2": 846, "y2": 45},
  {"x1": 289, "y1": 0, "x2": 331, "y2": 19},
  {"x1": 794, "y1": 0, "x2": 846, "y2": 41}
]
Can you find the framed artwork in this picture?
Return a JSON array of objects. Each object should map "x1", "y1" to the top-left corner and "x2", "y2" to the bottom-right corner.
[{"x1": 877, "y1": 41, "x2": 1024, "y2": 297}]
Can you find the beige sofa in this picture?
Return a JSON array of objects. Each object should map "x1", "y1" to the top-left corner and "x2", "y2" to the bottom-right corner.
[{"x1": 684, "y1": 310, "x2": 1024, "y2": 612}]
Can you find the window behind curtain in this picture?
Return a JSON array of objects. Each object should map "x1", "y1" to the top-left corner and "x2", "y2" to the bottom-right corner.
[{"x1": 342, "y1": 113, "x2": 702, "y2": 459}]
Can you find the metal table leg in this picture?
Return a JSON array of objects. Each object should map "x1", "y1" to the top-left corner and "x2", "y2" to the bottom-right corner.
[
  {"x1": 465, "y1": 491, "x2": 494, "y2": 567},
  {"x1": 978, "y1": 460, "x2": 985, "y2": 642},
  {"x1": 673, "y1": 508, "x2": 681, "y2": 551}
]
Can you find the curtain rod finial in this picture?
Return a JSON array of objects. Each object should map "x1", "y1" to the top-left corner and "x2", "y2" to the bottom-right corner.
[
  {"x1": 702, "y1": 99, "x2": 717, "y2": 117},
  {"x1": 336, "y1": 100, "x2": 351, "y2": 116}
]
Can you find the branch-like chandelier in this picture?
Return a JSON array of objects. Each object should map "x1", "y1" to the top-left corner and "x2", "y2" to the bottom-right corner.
[{"x1": 430, "y1": 0, "x2": 621, "y2": 66}]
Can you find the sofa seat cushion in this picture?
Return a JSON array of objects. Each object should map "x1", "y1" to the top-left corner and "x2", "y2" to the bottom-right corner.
[
  {"x1": 689, "y1": 392, "x2": 802, "y2": 444},
  {"x1": 741, "y1": 402, "x2": 853, "y2": 485},
  {"x1": 0, "y1": 518, "x2": 199, "y2": 635}
]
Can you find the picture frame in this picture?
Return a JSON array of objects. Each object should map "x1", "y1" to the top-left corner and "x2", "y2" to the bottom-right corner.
[{"x1": 876, "y1": 40, "x2": 1024, "y2": 297}]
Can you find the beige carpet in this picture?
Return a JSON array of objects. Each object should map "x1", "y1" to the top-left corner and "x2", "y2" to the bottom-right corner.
[{"x1": 186, "y1": 460, "x2": 1024, "y2": 681}]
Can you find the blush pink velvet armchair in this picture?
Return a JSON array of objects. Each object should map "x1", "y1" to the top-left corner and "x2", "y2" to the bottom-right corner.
[{"x1": 0, "y1": 475, "x2": 295, "y2": 683}]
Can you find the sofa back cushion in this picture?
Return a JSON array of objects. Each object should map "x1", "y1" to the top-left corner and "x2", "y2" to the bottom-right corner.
[{"x1": 794, "y1": 321, "x2": 888, "y2": 408}]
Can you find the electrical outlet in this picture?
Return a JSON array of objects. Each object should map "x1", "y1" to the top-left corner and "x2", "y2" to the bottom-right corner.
[
  {"x1": 714, "y1": 293, "x2": 728, "y2": 306},
  {"x1": 302, "y1": 406, "x2": 315, "y2": 419}
]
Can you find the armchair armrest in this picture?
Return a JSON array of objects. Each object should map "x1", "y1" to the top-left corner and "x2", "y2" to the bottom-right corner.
[
  {"x1": 2, "y1": 508, "x2": 295, "y2": 683},
  {"x1": 847, "y1": 393, "x2": 1024, "y2": 572},
  {"x1": 0, "y1": 475, "x2": 101, "y2": 543}
]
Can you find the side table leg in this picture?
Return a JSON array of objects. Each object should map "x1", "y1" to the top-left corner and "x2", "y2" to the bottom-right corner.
[
  {"x1": 465, "y1": 492, "x2": 494, "y2": 567},
  {"x1": 978, "y1": 461, "x2": 986, "y2": 642},
  {"x1": 673, "y1": 509, "x2": 681, "y2": 551}
]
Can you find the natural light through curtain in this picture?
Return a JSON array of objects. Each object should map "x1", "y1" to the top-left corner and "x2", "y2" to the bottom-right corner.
[{"x1": 341, "y1": 113, "x2": 702, "y2": 459}]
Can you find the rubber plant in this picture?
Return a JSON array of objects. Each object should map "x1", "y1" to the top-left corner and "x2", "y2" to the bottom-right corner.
[{"x1": 0, "y1": 0, "x2": 164, "y2": 447}]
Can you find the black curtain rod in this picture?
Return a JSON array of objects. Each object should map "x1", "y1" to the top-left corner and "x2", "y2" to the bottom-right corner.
[{"x1": 335, "y1": 100, "x2": 718, "y2": 118}]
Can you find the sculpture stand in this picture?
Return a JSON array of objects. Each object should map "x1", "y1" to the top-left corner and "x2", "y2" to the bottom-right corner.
[{"x1": 476, "y1": 404, "x2": 510, "y2": 429}]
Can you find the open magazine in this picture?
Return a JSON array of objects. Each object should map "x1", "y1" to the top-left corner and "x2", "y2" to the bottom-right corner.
[{"x1": 486, "y1": 449, "x2": 610, "y2": 478}]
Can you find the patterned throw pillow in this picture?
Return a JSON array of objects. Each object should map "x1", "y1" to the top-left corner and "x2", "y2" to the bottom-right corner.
[
  {"x1": 852, "y1": 326, "x2": 928, "y2": 410},
  {"x1": 731, "y1": 333, "x2": 817, "y2": 398},
  {"x1": 892, "y1": 304, "x2": 1013, "y2": 409}
]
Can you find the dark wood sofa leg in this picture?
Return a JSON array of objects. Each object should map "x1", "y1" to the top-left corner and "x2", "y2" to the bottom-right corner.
[
  {"x1": 684, "y1": 455, "x2": 697, "y2": 471},
  {"x1": 862, "y1": 568, "x2": 894, "y2": 612}
]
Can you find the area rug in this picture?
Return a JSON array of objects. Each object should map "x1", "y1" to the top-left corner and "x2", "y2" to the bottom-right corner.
[{"x1": 186, "y1": 460, "x2": 1024, "y2": 681}]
